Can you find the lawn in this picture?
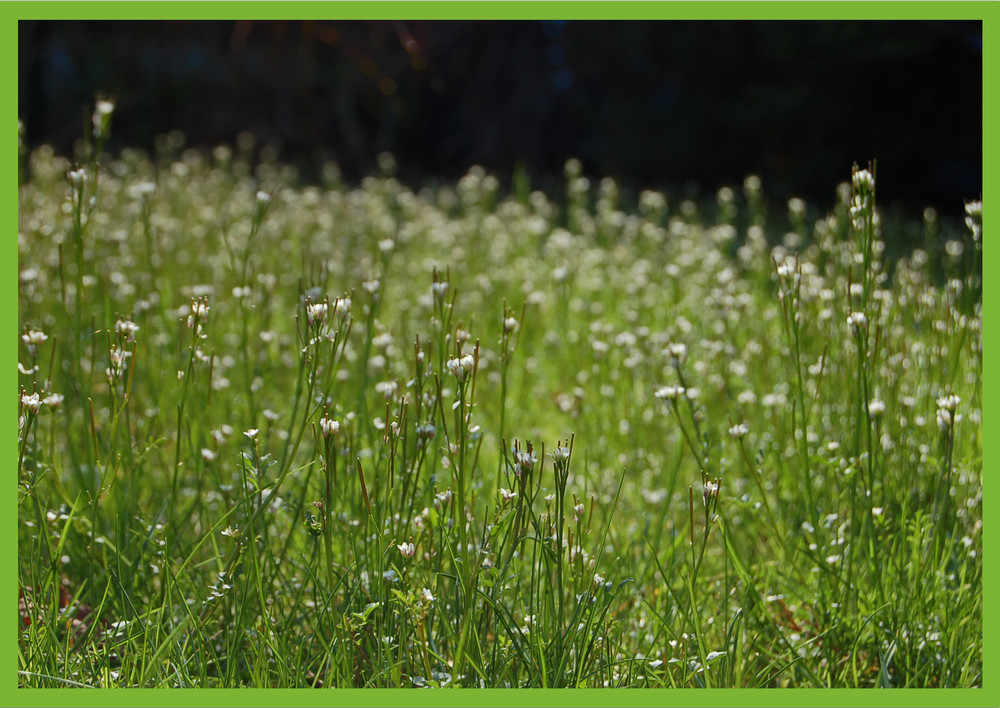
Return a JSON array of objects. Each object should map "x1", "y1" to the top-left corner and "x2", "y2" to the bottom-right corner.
[{"x1": 16, "y1": 106, "x2": 982, "y2": 688}]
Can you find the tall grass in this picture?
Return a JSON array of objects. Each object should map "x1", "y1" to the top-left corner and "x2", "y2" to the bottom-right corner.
[{"x1": 16, "y1": 105, "x2": 981, "y2": 688}]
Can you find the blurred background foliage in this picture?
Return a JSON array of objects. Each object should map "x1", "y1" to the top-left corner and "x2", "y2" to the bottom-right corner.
[{"x1": 19, "y1": 20, "x2": 981, "y2": 216}]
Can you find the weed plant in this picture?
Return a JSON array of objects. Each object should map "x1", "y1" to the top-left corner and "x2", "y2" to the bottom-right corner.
[{"x1": 16, "y1": 105, "x2": 982, "y2": 688}]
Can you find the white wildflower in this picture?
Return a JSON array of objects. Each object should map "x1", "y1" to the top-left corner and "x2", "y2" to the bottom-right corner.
[
  {"x1": 187, "y1": 298, "x2": 210, "y2": 329},
  {"x1": 846, "y1": 311, "x2": 867, "y2": 334},
  {"x1": 115, "y1": 318, "x2": 140, "y2": 342},
  {"x1": 937, "y1": 394, "x2": 960, "y2": 412},
  {"x1": 729, "y1": 422, "x2": 749, "y2": 439},
  {"x1": 306, "y1": 300, "x2": 328, "y2": 327},
  {"x1": 550, "y1": 446, "x2": 571, "y2": 463},
  {"x1": 655, "y1": 384, "x2": 685, "y2": 400},
  {"x1": 514, "y1": 449, "x2": 537, "y2": 476},
  {"x1": 446, "y1": 353, "x2": 475, "y2": 381},
  {"x1": 20, "y1": 392, "x2": 41, "y2": 414},
  {"x1": 334, "y1": 296, "x2": 352, "y2": 320},
  {"x1": 68, "y1": 167, "x2": 87, "y2": 188},
  {"x1": 852, "y1": 168, "x2": 875, "y2": 193},
  {"x1": 430, "y1": 281, "x2": 449, "y2": 302},
  {"x1": 319, "y1": 414, "x2": 340, "y2": 438},
  {"x1": 664, "y1": 342, "x2": 688, "y2": 364},
  {"x1": 42, "y1": 393, "x2": 64, "y2": 408},
  {"x1": 21, "y1": 329, "x2": 47, "y2": 357},
  {"x1": 92, "y1": 99, "x2": 115, "y2": 138}
]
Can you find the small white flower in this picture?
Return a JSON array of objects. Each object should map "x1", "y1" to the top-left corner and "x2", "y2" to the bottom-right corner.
[
  {"x1": 935, "y1": 395, "x2": 961, "y2": 432},
  {"x1": 319, "y1": 415, "x2": 340, "y2": 438},
  {"x1": 664, "y1": 342, "x2": 688, "y2": 364},
  {"x1": 244, "y1": 428, "x2": 259, "y2": 440},
  {"x1": 846, "y1": 311, "x2": 867, "y2": 334},
  {"x1": 937, "y1": 394, "x2": 961, "y2": 412},
  {"x1": 92, "y1": 99, "x2": 115, "y2": 138},
  {"x1": 728, "y1": 422, "x2": 749, "y2": 439},
  {"x1": 503, "y1": 316, "x2": 518, "y2": 334},
  {"x1": 68, "y1": 167, "x2": 87, "y2": 187},
  {"x1": 221, "y1": 526, "x2": 238, "y2": 537},
  {"x1": 306, "y1": 300, "x2": 328, "y2": 327},
  {"x1": 430, "y1": 281, "x2": 449, "y2": 302},
  {"x1": 514, "y1": 449, "x2": 537, "y2": 475},
  {"x1": 129, "y1": 181, "x2": 155, "y2": 200},
  {"x1": 852, "y1": 168, "x2": 875, "y2": 193},
  {"x1": 187, "y1": 298, "x2": 210, "y2": 329},
  {"x1": 201, "y1": 448, "x2": 218, "y2": 462},
  {"x1": 334, "y1": 296, "x2": 352, "y2": 320},
  {"x1": 94, "y1": 99, "x2": 115, "y2": 117},
  {"x1": 256, "y1": 190, "x2": 271, "y2": 205},
  {"x1": 21, "y1": 329, "x2": 48, "y2": 358},
  {"x1": 655, "y1": 384, "x2": 685, "y2": 400},
  {"x1": 868, "y1": 398, "x2": 885, "y2": 419},
  {"x1": 550, "y1": 446, "x2": 571, "y2": 463},
  {"x1": 421, "y1": 588, "x2": 435, "y2": 603},
  {"x1": 397, "y1": 542, "x2": 416, "y2": 558},
  {"x1": 21, "y1": 329, "x2": 48, "y2": 348},
  {"x1": 499, "y1": 488, "x2": 517, "y2": 502},
  {"x1": 106, "y1": 346, "x2": 132, "y2": 381},
  {"x1": 446, "y1": 353, "x2": 476, "y2": 381},
  {"x1": 115, "y1": 319, "x2": 140, "y2": 342},
  {"x1": 20, "y1": 392, "x2": 41, "y2": 414},
  {"x1": 42, "y1": 393, "x2": 64, "y2": 408}
]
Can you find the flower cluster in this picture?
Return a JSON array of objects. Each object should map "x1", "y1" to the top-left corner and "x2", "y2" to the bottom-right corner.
[{"x1": 446, "y1": 353, "x2": 476, "y2": 382}]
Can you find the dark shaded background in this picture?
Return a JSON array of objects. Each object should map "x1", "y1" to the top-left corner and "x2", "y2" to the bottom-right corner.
[{"x1": 19, "y1": 20, "x2": 982, "y2": 215}]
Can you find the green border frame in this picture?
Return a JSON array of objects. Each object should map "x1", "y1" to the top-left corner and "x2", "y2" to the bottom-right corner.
[{"x1": 7, "y1": 2, "x2": 994, "y2": 707}]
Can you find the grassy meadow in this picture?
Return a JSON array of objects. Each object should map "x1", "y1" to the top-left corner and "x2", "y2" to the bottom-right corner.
[{"x1": 16, "y1": 108, "x2": 983, "y2": 688}]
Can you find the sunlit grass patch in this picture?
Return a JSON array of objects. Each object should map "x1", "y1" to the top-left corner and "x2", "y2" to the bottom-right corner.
[{"x1": 16, "y1": 103, "x2": 981, "y2": 688}]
